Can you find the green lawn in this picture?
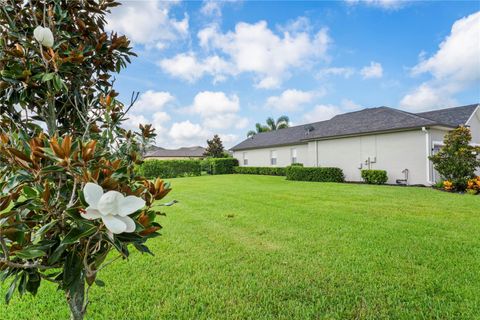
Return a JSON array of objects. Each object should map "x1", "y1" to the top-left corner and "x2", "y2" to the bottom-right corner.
[{"x1": 2, "y1": 175, "x2": 480, "y2": 319}]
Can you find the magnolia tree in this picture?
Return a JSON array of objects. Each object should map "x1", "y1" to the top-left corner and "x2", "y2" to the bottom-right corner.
[{"x1": 0, "y1": 1, "x2": 172, "y2": 319}]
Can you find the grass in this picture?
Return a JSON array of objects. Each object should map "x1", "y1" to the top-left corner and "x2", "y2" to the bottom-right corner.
[{"x1": 1, "y1": 174, "x2": 480, "y2": 319}]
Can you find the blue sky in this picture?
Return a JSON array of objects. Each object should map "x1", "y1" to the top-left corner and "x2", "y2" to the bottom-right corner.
[{"x1": 106, "y1": 0, "x2": 480, "y2": 148}]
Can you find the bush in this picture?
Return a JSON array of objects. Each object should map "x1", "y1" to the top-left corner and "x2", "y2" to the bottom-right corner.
[
  {"x1": 141, "y1": 159, "x2": 201, "y2": 179},
  {"x1": 361, "y1": 170, "x2": 388, "y2": 184},
  {"x1": 429, "y1": 126, "x2": 480, "y2": 190},
  {"x1": 234, "y1": 166, "x2": 286, "y2": 176},
  {"x1": 211, "y1": 158, "x2": 239, "y2": 174},
  {"x1": 286, "y1": 166, "x2": 344, "y2": 182},
  {"x1": 290, "y1": 163, "x2": 304, "y2": 167}
]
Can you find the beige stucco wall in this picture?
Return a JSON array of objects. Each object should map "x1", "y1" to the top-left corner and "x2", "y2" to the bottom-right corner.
[
  {"x1": 144, "y1": 156, "x2": 203, "y2": 161},
  {"x1": 467, "y1": 106, "x2": 480, "y2": 144},
  {"x1": 467, "y1": 106, "x2": 480, "y2": 176},
  {"x1": 233, "y1": 111, "x2": 480, "y2": 185},
  {"x1": 233, "y1": 144, "x2": 308, "y2": 167},
  {"x1": 312, "y1": 130, "x2": 429, "y2": 185}
]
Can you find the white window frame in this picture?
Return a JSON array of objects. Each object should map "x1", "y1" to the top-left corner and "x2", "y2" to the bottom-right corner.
[
  {"x1": 243, "y1": 152, "x2": 248, "y2": 165},
  {"x1": 270, "y1": 150, "x2": 277, "y2": 166},
  {"x1": 291, "y1": 148, "x2": 297, "y2": 164}
]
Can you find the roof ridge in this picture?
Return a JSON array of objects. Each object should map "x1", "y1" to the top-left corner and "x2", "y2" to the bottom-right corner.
[
  {"x1": 416, "y1": 103, "x2": 479, "y2": 115},
  {"x1": 386, "y1": 107, "x2": 440, "y2": 124}
]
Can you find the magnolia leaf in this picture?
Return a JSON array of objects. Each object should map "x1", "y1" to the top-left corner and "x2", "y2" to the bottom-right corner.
[
  {"x1": 41, "y1": 72, "x2": 55, "y2": 82},
  {"x1": 15, "y1": 248, "x2": 46, "y2": 259},
  {"x1": 32, "y1": 220, "x2": 57, "y2": 244},
  {"x1": 61, "y1": 227, "x2": 96, "y2": 245},
  {"x1": 5, "y1": 275, "x2": 18, "y2": 304},
  {"x1": 22, "y1": 185, "x2": 38, "y2": 198},
  {"x1": 48, "y1": 244, "x2": 66, "y2": 264}
]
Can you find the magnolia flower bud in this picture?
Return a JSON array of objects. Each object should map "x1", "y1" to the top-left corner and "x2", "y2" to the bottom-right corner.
[{"x1": 33, "y1": 26, "x2": 54, "y2": 48}]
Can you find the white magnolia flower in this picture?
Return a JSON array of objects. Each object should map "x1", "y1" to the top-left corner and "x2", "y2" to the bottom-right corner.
[
  {"x1": 33, "y1": 26, "x2": 54, "y2": 48},
  {"x1": 81, "y1": 183, "x2": 145, "y2": 234}
]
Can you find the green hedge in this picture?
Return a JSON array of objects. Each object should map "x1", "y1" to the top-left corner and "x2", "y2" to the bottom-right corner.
[
  {"x1": 286, "y1": 166, "x2": 344, "y2": 182},
  {"x1": 211, "y1": 158, "x2": 239, "y2": 174},
  {"x1": 201, "y1": 158, "x2": 239, "y2": 174},
  {"x1": 234, "y1": 166, "x2": 286, "y2": 176},
  {"x1": 361, "y1": 169, "x2": 388, "y2": 184},
  {"x1": 140, "y1": 159, "x2": 201, "y2": 179}
]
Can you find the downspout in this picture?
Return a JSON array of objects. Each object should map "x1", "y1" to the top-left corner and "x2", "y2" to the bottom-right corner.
[
  {"x1": 422, "y1": 127, "x2": 434, "y2": 185},
  {"x1": 315, "y1": 140, "x2": 319, "y2": 167}
]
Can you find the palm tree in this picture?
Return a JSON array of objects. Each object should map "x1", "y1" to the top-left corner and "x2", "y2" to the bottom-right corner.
[
  {"x1": 247, "y1": 116, "x2": 290, "y2": 137},
  {"x1": 266, "y1": 115, "x2": 290, "y2": 130}
]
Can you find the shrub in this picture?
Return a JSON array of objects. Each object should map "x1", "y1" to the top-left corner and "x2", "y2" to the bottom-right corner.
[
  {"x1": 234, "y1": 166, "x2": 286, "y2": 176},
  {"x1": 361, "y1": 170, "x2": 388, "y2": 184},
  {"x1": 200, "y1": 158, "x2": 214, "y2": 174},
  {"x1": 211, "y1": 158, "x2": 239, "y2": 174},
  {"x1": 290, "y1": 163, "x2": 304, "y2": 167},
  {"x1": 429, "y1": 126, "x2": 480, "y2": 190},
  {"x1": 141, "y1": 160, "x2": 201, "y2": 179},
  {"x1": 286, "y1": 166, "x2": 344, "y2": 182}
]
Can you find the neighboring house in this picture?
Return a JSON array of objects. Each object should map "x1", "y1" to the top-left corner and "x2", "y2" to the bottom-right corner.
[
  {"x1": 231, "y1": 104, "x2": 480, "y2": 185},
  {"x1": 144, "y1": 146, "x2": 206, "y2": 160}
]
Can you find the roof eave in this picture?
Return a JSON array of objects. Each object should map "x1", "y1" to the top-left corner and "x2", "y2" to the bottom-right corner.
[{"x1": 301, "y1": 125, "x2": 454, "y2": 142}]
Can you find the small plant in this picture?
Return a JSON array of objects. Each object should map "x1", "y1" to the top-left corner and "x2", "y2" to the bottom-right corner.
[
  {"x1": 443, "y1": 180, "x2": 454, "y2": 191},
  {"x1": 361, "y1": 170, "x2": 388, "y2": 185},
  {"x1": 466, "y1": 176, "x2": 480, "y2": 195}
]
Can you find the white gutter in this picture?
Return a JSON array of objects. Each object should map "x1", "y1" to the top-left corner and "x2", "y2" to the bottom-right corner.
[{"x1": 422, "y1": 127, "x2": 434, "y2": 185}]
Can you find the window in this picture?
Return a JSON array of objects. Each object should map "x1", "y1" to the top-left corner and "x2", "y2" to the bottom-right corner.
[
  {"x1": 291, "y1": 148, "x2": 297, "y2": 164},
  {"x1": 270, "y1": 150, "x2": 277, "y2": 165},
  {"x1": 243, "y1": 152, "x2": 248, "y2": 165}
]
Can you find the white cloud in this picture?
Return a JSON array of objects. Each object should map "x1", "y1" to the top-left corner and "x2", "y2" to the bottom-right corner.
[
  {"x1": 106, "y1": 1, "x2": 188, "y2": 48},
  {"x1": 158, "y1": 53, "x2": 231, "y2": 83},
  {"x1": 346, "y1": 0, "x2": 406, "y2": 10},
  {"x1": 411, "y1": 11, "x2": 480, "y2": 85},
  {"x1": 400, "y1": 84, "x2": 456, "y2": 111},
  {"x1": 341, "y1": 99, "x2": 362, "y2": 111},
  {"x1": 122, "y1": 113, "x2": 148, "y2": 131},
  {"x1": 203, "y1": 113, "x2": 248, "y2": 130},
  {"x1": 169, "y1": 120, "x2": 209, "y2": 144},
  {"x1": 188, "y1": 91, "x2": 248, "y2": 131},
  {"x1": 201, "y1": 0, "x2": 222, "y2": 16},
  {"x1": 152, "y1": 111, "x2": 171, "y2": 125},
  {"x1": 133, "y1": 90, "x2": 175, "y2": 113},
  {"x1": 303, "y1": 104, "x2": 342, "y2": 123},
  {"x1": 265, "y1": 89, "x2": 315, "y2": 112},
  {"x1": 400, "y1": 11, "x2": 480, "y2": 111},
  {"x1": 361, "y1": 61, "x2": 383, "y2": 79},
  {"x1": 318, "y1": 67, "x2": 355, "y2": 78},
  {"x1": 191, "y1": 91, "x2": 239, "y2": 116},
  {"x1": 162, "y1": 20, "x2": 330, "y2": 88}
]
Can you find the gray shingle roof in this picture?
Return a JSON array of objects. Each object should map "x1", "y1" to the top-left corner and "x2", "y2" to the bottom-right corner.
[
  {"x1": 416, "y1": 104, "x2": 478, "y2": 127},
  {"x1": 231, "y1": 104, "x2": 478, "y2": 151},
  {"x1": 145, "y1": 146, "x2": 206, "y2": 158}
]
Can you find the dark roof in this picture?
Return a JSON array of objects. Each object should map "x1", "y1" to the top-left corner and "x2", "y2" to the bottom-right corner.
[
  {"x1": 231, "y1": 104, "x2": 478, "y2": 151},
  {"x1": 416, "y1": 104, "x2": 478, "y2": 127},
  {"x1": 145, "y1": 146, "x2": 206, "y2": 158}
]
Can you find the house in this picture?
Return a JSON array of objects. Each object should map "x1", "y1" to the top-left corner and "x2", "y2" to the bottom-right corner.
[
  {"x1": 231, "y1": 104, "x2": 480, "y2": 185},
  {"x1": 144, "y1": 146, "x2": 206, "y2": 160}
]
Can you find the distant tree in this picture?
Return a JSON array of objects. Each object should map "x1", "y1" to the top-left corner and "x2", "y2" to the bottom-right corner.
[
  {"x1": 204, "y1": 134, "x2": 225, "y2": 158},
  {"x1": 247, "y1": 116, "x2": 290, "y2": 137},
  {"x1": 429, "y1": 126, "x2": 480, "y2": 190}
]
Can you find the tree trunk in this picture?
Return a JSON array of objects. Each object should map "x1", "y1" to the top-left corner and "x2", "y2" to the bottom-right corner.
[{"x1": 66, "y1": 279, "x2": 86, "y2": 320}]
